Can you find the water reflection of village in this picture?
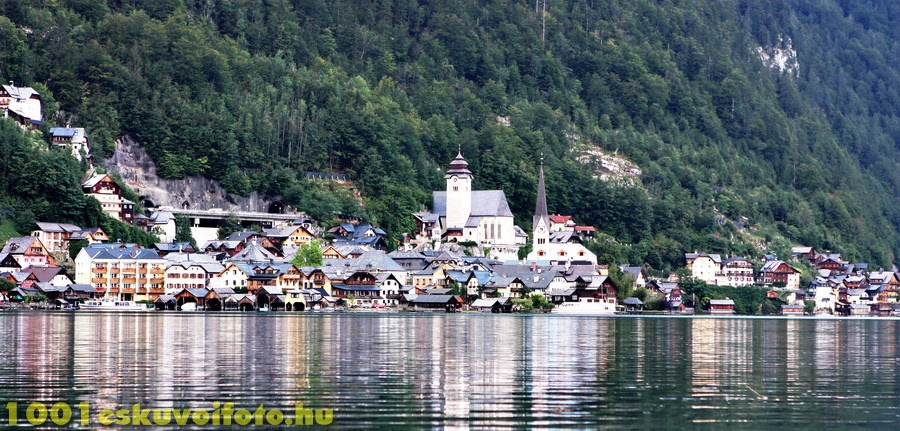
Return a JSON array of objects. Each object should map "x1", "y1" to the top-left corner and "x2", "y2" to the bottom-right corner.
[{"x1": 0, "y1": 314, "x2": 897, "y2": 428}]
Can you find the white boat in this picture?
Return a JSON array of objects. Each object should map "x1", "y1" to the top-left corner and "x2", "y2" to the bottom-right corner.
[
  {"x1": 180, "y1": 302, "x2": 197, "y2": 311},
  {"x1": 80, "y1": 298, "x2": 151, "y2": 312},
  {"x1": 552, "y1": 297, "x2": 620, "y2": 315}
]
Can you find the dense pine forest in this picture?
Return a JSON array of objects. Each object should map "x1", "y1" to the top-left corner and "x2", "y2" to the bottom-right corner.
[{"x1": 0, "y1": 0, "x2": 896, "y2": 271}]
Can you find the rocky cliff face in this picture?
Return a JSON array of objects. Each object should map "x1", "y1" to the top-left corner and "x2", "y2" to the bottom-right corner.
[{"x1": 104, "y1": 136, "x2": 280, "y2": 212}]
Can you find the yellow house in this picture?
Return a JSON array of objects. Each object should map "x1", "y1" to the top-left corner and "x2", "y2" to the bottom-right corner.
[
  {"x1": 410, "y1": 263, "x2": 453, "y2": 292},
  {"x1": 284, "y1": 289, "x2": 308, "y2": 311},
  {"x1": 264, "y1": 225, "x2": 314, "y2": 248}
]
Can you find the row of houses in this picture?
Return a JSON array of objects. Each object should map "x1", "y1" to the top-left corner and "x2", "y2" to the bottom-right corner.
[
  {"x1": 685, "y1": 248, "x2": 899, "y2": 315},
  {"x1": 685, "y1": 253, "x2": 799, "y2": 289}
]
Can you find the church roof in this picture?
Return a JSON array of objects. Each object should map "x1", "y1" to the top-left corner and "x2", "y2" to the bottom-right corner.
[{"x1": 432, "y1": 191, "x2": 513, "y2": 218}]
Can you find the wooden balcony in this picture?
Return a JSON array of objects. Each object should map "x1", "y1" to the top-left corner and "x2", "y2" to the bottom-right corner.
[
  {"x1": 138, "y1": 278, "x2": 148, "y2": 284},
  {"x1": 92, "y1": 267, "x2": 107, "y2": 274},
  {"x1": 122, "y1": 277, "x2": 137, "y2": 283},
  {"x1": 138, "y1": 268, "x2": 148, "y2": 274},
  {"x1": 150, "y1": 268, "x2": 165, "y2": 274},
  {"x1": 150, "y1": 288, "x2": 165, "y2": 294},
  {"x1": 91, "y1": 277, "x2": 106, "y2": 283},
  {"x1": 109, "y1": 268, "x2": 120, "y2": 274},
  {"x1": 121, "y1": 268, "x2": 136, "y2": 274},
  {"x1": 120, "y1": 288, "x2": 135, "y2": 294}
]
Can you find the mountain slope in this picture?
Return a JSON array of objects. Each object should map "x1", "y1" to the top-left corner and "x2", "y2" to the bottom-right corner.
[{"x1": 0, "y1": 0, "x2": 896, "y2": 269}]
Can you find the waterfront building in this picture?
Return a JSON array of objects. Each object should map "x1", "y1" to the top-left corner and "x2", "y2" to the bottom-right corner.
[
  {"x1": 74, "y1": 243, "x2": 165, "y2": 301},
  {"x1": 709, "y1": 298, "x2": 735, "y2": 314}
]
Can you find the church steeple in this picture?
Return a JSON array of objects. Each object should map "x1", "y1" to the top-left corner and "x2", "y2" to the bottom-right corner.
[{"x1": 533, "y1": 157, "x2": 550, "y2": 247}]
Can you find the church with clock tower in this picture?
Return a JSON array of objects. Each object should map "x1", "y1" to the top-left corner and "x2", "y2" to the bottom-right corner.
[{"x1": 413, "y1": 151, "x2": 524, "y2": 261}]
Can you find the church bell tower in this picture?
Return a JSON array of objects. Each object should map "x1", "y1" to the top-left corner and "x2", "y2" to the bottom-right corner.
[{"x1": 445, "y1": 150, "x2": 473, "y2": 230}]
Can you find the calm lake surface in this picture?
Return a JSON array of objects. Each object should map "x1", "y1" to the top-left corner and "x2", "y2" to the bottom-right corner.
[{"x1": 0, "y1": 312, "x2": 898, "y2": 429}]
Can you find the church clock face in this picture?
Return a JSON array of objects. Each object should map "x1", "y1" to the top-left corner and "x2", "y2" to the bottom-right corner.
[{"x1": 452, "y1": 176, "x2": 458, "y2": 182}]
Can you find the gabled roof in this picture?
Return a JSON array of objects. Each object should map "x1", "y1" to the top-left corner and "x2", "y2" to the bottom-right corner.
[
  {"x1": 154, "y1": 242, "x2": 194, "y2": 252},
  {"x1": 760, "y1": 260, "x2": 799, "y2": 273},
  {"x1": 67, "y1": 284, "x2": 96, "y2": 293},
  {"x1": 224, "y1": 231, "x2": 260, "y2": 242},
  {"x1": 226, "y1": 242, "x2": 279, "y2": 263},
  {"x1": 619, "y1": 265, "x2": 644, "y2": 279},
  {"x1": 81, "y1": 174, "x2": 115, "y2": 189},
  {"x1": 35, "y1": 222, "x2": 82, "y2": 233},
  {"x1": 20, "y1": 266, "x2": 66, "y2": 283},
  {"x1": 321, "y1": 251, "x2": 404, "y2": 272},
  {"x1": 1, "y1": 237, "x2": 40, "y2": 255},
  {"x1": 263, "y1": 225, "x2": 310, "y2": 238},
  {"x1": 411, "y1": 294, "x2": 460, "y2": 304},
  {"x1": 685, "y1": 252, "x2": 722, "y2": 264},
  {"x1": 432, "y1": 190, "x2": 514, "y2": 218}
]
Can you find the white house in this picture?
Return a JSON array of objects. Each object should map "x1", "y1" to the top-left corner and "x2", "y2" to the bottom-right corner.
[{"x1": 685, "y1": 252, "x2": 722, "y2": 284}]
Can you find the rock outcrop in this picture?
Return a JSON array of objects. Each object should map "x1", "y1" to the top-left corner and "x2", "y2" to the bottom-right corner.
[{"x1": 104, "y1": 136, "x2": 281, "y2": 212}]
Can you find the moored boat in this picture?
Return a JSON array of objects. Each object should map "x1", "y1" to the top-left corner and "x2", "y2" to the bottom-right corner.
[
  {"x1": 551, "y1": 297, "x2": 621, "y2": 315},
  {"x1": 80, "y1": 298, "x2": 152, "y2": 311}
]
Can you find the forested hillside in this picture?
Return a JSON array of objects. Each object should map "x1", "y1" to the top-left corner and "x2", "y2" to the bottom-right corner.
[{"x1": 0, "y1": 0, "x2": 896, "y2": 270}]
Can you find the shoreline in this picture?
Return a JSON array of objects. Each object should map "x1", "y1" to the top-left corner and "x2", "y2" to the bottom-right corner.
[{"x1": 2, "y1": 308, "x2": 898, "y2": 320}]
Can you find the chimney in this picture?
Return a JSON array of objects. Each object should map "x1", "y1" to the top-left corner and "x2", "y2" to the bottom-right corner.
[{"x1": 531, "y1": 261, "x2": 536, "y2": 272}]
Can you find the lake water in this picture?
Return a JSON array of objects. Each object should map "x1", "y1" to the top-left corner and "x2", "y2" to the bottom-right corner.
[{"x1": 0, "y1": 312, "x2": 898, "y2": 429}]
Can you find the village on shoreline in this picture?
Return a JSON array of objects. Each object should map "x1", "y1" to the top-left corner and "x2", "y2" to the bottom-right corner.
[{"x1": 1, "y1": 84, "x2": 898, "y2": 317}]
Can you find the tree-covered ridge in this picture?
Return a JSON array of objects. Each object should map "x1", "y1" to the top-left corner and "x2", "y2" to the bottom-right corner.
[{"x1": 0, "y1": 0, "x2": 895, "y2": 269}]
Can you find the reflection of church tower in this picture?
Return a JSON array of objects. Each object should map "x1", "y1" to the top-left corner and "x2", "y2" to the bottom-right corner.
[
  {"x1": 533, "y1": 159, "x2": 550, "y2": 247},
  {"x1": 445, "y1": 151, "x2": 473, "y2": 230}
]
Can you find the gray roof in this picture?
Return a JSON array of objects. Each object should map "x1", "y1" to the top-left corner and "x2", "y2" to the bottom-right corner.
[
  {"x1": 226, "y1": 242, "x2": 279, "y2": 263},
  {"x1": 321, "y1": 251, "x2": 404, "y2": 272},
  {"x1": 80, "y1": 244, "x2": 162, "y2": 260},
  {"x1": 35, "y1": 222, "x2": 82, "y2": 233},
  {"x1": 2, "y1": 237, "x2": 39, "y2": 255},
  {"x1": 472, "y1": 297, "x2": 511, "y2": 308},
  {"x1": 432, "y1": 190, "x2": 514, "y2": 218},
  {"x1": 685, "y1": 252, "x2": 722, "y2": 264},
  {"x1": 622, "y1": 297, "x2": 644, "y2": 305},
  {"x1": 67, "y1": 284, "x2": 96, "y2": 293}
]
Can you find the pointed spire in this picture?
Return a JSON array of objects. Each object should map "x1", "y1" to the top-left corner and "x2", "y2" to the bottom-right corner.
[{"x1": 533, "y1": 160, "x2": 548, "y2": 229}]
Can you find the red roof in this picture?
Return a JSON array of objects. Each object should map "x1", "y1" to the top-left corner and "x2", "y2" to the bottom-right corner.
[
  {"x1": 574, "y1": 226, "x2": 596, "y2": 232},
  {"x1": 549, "y1": 215, "x2": 573, "y2": 223}
]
